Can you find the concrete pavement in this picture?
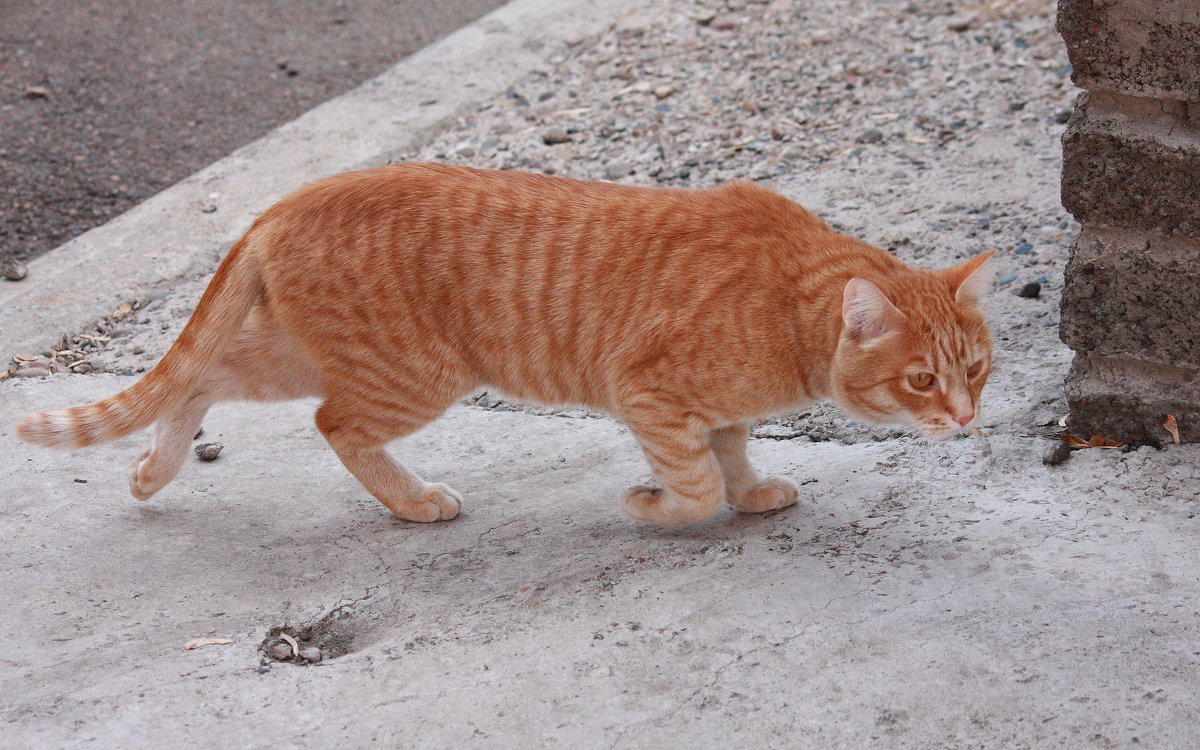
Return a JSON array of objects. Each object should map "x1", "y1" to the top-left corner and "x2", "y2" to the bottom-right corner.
[
  {"x1": 4, "y1": 375, "x2": 1199, "y2": 747},
  {"x1": 3, "y1": 0, "x2": 1200, "y2": 746}
]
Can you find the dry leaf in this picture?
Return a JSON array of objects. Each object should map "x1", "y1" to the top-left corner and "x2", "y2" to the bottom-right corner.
[
  {"x1": 1063, "y1": 433, "x2": 1089, "y2": 449},
  {"x1": 280, "y1": 631, "x2": 300, "y2": 657},
  {"x1": 1087, "y1": 434, "x2": 1123, "y2": 449},
  {"x1": 183, "y1": 637, "x2": 232, "y2": 650},
  {"x1": 1062, "y1": 432, "x2": 1124, "y2": 450},
  {"x1": 1163, "y1": 414, "x2": 1180, "y2": 445}
]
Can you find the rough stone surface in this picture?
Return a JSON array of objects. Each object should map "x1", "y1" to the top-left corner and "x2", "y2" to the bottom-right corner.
[
  {"x1": 1061, "y1": 92, "x2": 1200, "y2": 239},
  {"x1": 1057, "y1": 0, "x2": 1200, "y2": 101},
  {"x1": 1058, "y1": 0, "x2": 1200, "y2": 443},
  {"x1": 1065, "y1": 353, "x2": 1200, "y2": 444},
  {"x1": 1060, "y1": 228, "x2": 1200, "y2": 368}
]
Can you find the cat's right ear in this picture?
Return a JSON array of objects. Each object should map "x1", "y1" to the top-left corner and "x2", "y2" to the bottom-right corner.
[
  {"x1": 842, "y1": 278, "x2": 907, "y2": 342},
  {"x1": 944, "y1": 250, "x2": 996, "y2": 306}
]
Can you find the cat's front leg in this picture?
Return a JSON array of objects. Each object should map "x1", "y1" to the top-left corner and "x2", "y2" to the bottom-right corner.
[
  {"x1": 710, "y1": 422, "x2": 799, "y2": 514},
  {"x1": 618, "y1": 405, "x2": 727, "y2": 526}
]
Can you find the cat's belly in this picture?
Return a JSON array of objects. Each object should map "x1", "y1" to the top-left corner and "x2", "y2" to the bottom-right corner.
[{"x1": 479, "y1": 373, "x2": 610, "y2": 413}]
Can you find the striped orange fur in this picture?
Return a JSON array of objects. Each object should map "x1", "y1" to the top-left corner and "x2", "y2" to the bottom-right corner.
[{"x1": 15, "y1": 163, "x2": 993, "y2": 525}]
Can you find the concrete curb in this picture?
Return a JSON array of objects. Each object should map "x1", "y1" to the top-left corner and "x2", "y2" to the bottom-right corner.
[{"x1": 0, "y1": 0, "x2": 631, "y2": 358}]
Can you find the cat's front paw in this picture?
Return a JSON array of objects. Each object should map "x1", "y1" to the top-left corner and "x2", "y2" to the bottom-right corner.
[
  {"x1": 728, "y1": 475, "x2": 798, "y2": 514},
  {"x1": 390, "y1": 483, "x2": 462, "y2": 523}
]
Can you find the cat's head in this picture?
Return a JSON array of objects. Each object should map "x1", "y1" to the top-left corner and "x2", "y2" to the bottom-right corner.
[{"x1": 829, "y1": 251, "x2": 994, "y2": 439}]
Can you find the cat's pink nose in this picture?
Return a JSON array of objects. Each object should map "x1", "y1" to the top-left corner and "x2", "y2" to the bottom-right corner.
[{"x1": 954, "y1": 412, "x2": 975, "y2": 427}]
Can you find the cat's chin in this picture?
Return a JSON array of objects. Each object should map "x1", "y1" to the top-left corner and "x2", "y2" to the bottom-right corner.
[{"x1": 916, "y1": 422, "x2": 967, "y2": 441}]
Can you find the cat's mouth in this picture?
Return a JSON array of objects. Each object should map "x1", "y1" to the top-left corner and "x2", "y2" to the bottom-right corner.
[{"x1": 917, "y1": 417, "x2": 972, "y2": 440}]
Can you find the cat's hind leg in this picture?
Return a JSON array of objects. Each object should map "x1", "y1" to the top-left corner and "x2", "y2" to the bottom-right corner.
[
  {"x1": 709, "y1": 422, "x2": 798, "y2": 514},
  {"x1": 129, "y1": 391, "x2": 213, "y2": 500},
  {"x1": 129, "y1": 306, "x2": 322, "y2": 500},
  {"x1": 314, "y1": 374, "x2": 468, "y2": 522}
]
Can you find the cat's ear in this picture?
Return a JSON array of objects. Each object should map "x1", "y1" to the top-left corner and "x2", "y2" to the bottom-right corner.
[
  {"x1": 945, "y1": 250, "x2": 996, "y2": 306},
  {"x1": 842, "y1": 278, "x2": 907, "y2": 342}
]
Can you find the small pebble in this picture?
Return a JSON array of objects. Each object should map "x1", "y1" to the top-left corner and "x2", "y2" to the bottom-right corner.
[
  {"x1": 1017, "y1": 282, "x2": 1042, "y2": 299},
  {"x1": 3, "y1": 261, "x2": 28, "y2": 281},
  {"x1": 299, "y1": 647, "x2": 323, "y2": 663},
  {"x1": 653, "y1": 85, "x2": 674, "y2": 100},
  {"x1": 195, "y1": 442, "x2": 223, "y2": 461},
  {"x1": 542, "y1": 128, "x2": 571, "y2": 145},
  {"x1": 271, "y1": 643, "x2": 294, "y2": 660},
  {"x1": 604, "y1": 163, "x2": 633, "y2": 180},
  {"x1": 13, "y1": 365, "x2": 51, "y2": 378},
  {"x1": 946, "y1": 14, "x2": 975, "y2": 32},
  {"x1": 996, "y1": 273, "x2": 1018, "y2": 285},
  {"x1": 855, "y1": 129, "x2": 884, "y2": 144},
  {"x1": 1043, "y1": 440, "x2": 1072, "y2": 466},
  {"x1": 589, "y1": 666, "x2": 612, "y2": 677}
]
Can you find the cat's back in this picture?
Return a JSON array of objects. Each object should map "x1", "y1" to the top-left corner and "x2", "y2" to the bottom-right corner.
[
  {"x1": 258, "y1": 163, "x2": 824, "y2": 263},
  {"x1": 244, "y1": 164, "x2": 842, "y2": 408}
]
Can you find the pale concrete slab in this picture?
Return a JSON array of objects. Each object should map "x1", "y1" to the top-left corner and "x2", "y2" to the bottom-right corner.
[{"x1": 4, "y1": 374, "x2": 1199, "y2": 747}]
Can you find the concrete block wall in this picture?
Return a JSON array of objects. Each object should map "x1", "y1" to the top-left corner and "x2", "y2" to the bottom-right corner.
[{"x1": 1056, "y1": 0, "x2": 1200, "y2": 444}]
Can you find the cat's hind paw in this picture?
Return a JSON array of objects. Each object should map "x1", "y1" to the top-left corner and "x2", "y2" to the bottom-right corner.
[
  {"x1": 728, "y1": 475, "x2": 798, "y2": 514},
  {"x1": 620, "y1": 485, "x2": 720, "y2": 526},
  {"x1": 129, "y1": 448, "x2": 176, "y2": 501}
]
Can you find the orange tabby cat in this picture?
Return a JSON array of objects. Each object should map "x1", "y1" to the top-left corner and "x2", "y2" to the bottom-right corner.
[{"x1": 15, "y1": 163, "x2": 993, "y2": 526}]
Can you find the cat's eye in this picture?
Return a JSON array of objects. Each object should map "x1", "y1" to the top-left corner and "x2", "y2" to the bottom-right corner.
[
  {"x1": 907, "y1": 371, "x2": 935, "y2": 390},
  {"x1": 966, "y1": 361, "x2": 984, "y2": 378}
]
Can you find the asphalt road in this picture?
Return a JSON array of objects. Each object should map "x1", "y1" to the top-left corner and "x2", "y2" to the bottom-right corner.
[{"x1": 0, "y1": 0, "x2": 505, "y2": 269}]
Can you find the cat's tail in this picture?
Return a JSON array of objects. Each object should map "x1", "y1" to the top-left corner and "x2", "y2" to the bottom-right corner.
[{"x1": 14, "y1": 234, "x2": 264, "y2": 448}]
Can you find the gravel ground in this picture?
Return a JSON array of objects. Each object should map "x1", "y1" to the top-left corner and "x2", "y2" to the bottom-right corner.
[
  {"x1": 0, "y1": 0, "x2": 505, "y2": 270},
  {"x1": 13, "y1": 0, "x2": 1081, "y2": 447}
]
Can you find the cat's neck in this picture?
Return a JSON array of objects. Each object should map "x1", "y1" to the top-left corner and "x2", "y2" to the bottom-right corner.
[{"x1": 789, "y1": 238, "x2": 903, "y2": 401}]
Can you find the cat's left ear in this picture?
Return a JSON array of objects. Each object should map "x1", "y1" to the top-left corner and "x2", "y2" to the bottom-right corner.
[{"x1": 944, "y1": 250, "x2": 996, "y2": 306}]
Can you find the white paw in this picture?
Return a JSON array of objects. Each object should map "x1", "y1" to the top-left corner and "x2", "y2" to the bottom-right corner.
[
  {"x1": 730, "y1": 475, "x2": 799, "y2": 514},
  {"x1": 129, "y1": 450, "x2": 165, "y2": 501},
  {"x1": 390, "y1": 483, "x2": 463, "y2": 522},
  {"x1": 620, "y1": 485, "x2": 720, "y2": 526}
]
